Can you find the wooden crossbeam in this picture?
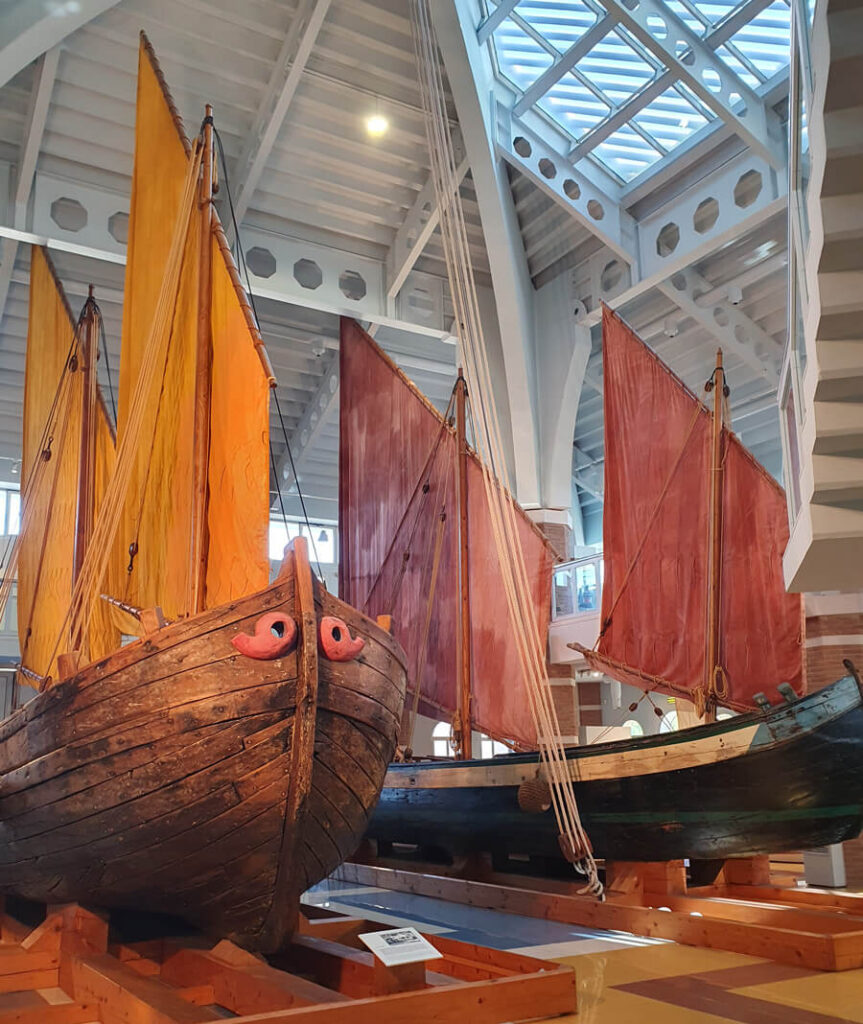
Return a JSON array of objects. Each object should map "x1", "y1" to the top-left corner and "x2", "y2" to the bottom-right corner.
[
  {"x1": 0, "y1": 1002, "x2": 97, "y2": 1024},
  {"x1": 220, "y1": 970, "x2": 576, "y2": 1024},
  {"x1": 161, "y1": 942, "x2": 348, "y2": 1014},
  {"x1": 67, "y1": 955, "x2": 220, "y2": 1023}
]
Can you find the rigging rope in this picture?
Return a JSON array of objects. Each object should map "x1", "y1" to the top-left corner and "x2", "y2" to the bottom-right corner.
[
  {"x1": 0, "y1": 297, "x2": 83, "y2": 678},
  {"x1": 212, "y1": 126, "x2": 323, "y2": 580},
  {"x1": 46, "y1": 145, "x2": 203, "y2": 682},
  {"x1": 410, "y1": 0, "x2": 602, "y2": 896}
]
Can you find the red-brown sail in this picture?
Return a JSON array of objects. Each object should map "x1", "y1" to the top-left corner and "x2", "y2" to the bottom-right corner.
[
  {"x1": 339, "y1": 318, "x2": 553, "y2": 748},
  {"x1": 578, "y1": 307, "x2": 804, "y2": 712}
]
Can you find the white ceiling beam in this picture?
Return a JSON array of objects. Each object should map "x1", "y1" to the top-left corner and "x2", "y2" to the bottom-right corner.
[
  {"x1": 386, "y1": 142, "x2": 470, "y2": 302},
  {"x1": 496, "y1": 112, "x2": 638, "y2": 267},
  {"x1": 477, "y1": 0, "x2": 520, "y2": 44},
  {"x1": 581, "y1": 196, "x2": 785, "y2": 327},
  {"x1": 14, "y1": 46, "x2": 59, "y2": 228},
  {"x1": 657, "y1": 265, "x2": 780, "y2": 385},
  {"x1": 0, "y1": 0, "x2": 119, "y2": 88},
  {"x1": 596, "y1": 0, "x2": 783, "y2": 168},
  {"x1": 274, "y1": 353, "x2": 339, "y2": 494},
  {"x1": 231, "y1": 0, "x2": 333, "y2": 227},
  {"x1": 0, "y1": 46, "x2": 60, "y2": 330},
  {"x1": 0, "y1": 224, "x2": 455, "y2": 342}
]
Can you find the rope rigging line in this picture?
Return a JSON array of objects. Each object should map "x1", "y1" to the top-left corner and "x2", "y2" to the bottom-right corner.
[
  {"x1": 0, "y1": 296, "x2": 84, "y2": 666},
  {"x1": 97, "y1": 308, "x2": 117, "y2": 429},
  {"x1": 410, "y1": 0, "x2": 602, "y2": 897},
  {"x1": 46, "y1": 144, "x2": 204, "y2": 683},
  {"x1": 212, "y1": 124, "x2": 324, "y2": 580}
]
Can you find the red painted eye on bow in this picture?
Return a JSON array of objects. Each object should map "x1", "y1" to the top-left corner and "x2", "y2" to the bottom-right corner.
[
  {"x1": 232, "y1": 612, "x2": 298, "y2": 660},
  {"x1": 319, "y1": 616, "x2": 365, "y2": 661}
]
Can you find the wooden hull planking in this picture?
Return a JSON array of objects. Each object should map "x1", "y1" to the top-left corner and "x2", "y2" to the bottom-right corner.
[
  {"x1": 369, "y1": 675, "x2": 863, "y2": 864},
  {"x1": 0, "y1": 554, "x2": 407, "y2": 952}
]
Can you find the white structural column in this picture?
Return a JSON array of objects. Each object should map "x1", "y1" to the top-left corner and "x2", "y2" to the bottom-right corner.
[
  {"x1": 0, "y1": 46, "x2": 60, "y2": 327},
  {"x1": 431, "y1": 0, "x2": 541, "y2": 506},
  {"x1": 658, "y1": 266, "x2": 781, "y2": 385},
  {"x1": 534, "y1": 273, "x2": 592, "y2": 511},
  {"x1": 231, "y1": 0, "x2": 333, "y2": 227}
]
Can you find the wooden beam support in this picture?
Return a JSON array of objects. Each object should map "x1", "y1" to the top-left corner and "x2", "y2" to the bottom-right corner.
[
  {"x1": 161, "y1": 942, "x2": 348, "y2": 1013},
  {"x1": 65, "y1": 954, "x2": 220, "y2": 1024}
]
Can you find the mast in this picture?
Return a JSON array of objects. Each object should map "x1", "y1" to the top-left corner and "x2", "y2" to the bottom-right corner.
[
  {"x1": 455, "y1": 368, "x2": 472, "y2": 759},
  {"x1": 189, "y1": 104, "x2": 215, "y2": 614},
  {"x1": 72, "y1": 287, "x2": 99, "y2": 588},
  {"x1": 704, "y1": 348, "x2": 726, "y2": 721}
]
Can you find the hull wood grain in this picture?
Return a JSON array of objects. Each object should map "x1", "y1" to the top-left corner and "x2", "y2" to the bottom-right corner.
[
  {"x1": 368, "y1": 675, "x2": 863, "y2": 863},
  {"x1": 0, "y1": 565, "x2": 407, "y2": 952}
]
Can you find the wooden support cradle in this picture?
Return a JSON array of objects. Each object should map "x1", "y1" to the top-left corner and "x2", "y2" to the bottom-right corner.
[
  {"x1": 338, "y1": 854, "x2": 863, "y2": 972},
  {"x1": 0, "y1": 899, "x2": 575, "y2": 1023}
]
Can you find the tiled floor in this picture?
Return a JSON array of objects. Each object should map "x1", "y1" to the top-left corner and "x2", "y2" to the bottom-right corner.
[{"x1": 303, "y1": 879, "x2": 863, "y2": 1023}]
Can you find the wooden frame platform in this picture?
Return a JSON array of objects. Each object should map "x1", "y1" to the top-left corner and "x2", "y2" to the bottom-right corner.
[
  {"x1": 0, "y1": 899, "x2": 575, "y2": 1023},
  {"x1": 336, "y1": 855, "x2": 863, "y2": 972}
]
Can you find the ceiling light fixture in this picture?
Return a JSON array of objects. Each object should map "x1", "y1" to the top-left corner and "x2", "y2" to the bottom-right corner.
[{"x1": 366, "y1": 113, "x2": 389, "y2": 138}]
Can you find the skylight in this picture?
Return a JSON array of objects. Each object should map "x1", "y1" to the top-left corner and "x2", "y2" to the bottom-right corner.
[{"x1": 484, "y1": 0, "x2": 792, "y2": 184}]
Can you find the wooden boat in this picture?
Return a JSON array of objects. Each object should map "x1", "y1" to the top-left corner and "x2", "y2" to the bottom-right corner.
[
  {"x1": 372, "y1": 672, "x2": 863, "y2": 863},
  {"x1": 0, "y1": 36, "x2": 406, "y2": 952},
  {"x1": 339, "y1": 312, "x2": 863, "y2": 867}
]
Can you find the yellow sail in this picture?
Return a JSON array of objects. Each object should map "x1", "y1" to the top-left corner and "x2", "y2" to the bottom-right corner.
[
  {"x1": 114, "y1": 36, "x2": 270, "y2": 624},
  {"x1": 19, "y1": 248, "x2": 119, "y2": 679},
  {"x1": 206, "y1": 230, "x2": 270, "y2": 606},
  {"x1": 113, "y1": 40, "x2": 199, "y2": 621}
]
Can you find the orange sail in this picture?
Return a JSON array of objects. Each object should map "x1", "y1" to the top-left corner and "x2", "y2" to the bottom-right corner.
[
  {"x1": 338, "y1": 318, "x2": 553, "y2": 748},
  {"x1": 579, "y1": 307, "x2": 804, "y2": 712},
  {"x1": 113, "y1": 36, "x2": 270, "y2": 624},
  {"x1": 19, "y1": 248, "x2": 119, "y2": 679}
]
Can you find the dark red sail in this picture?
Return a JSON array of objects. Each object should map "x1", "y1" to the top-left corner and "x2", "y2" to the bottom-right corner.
[
  {"x1": 578, "y1": 307, "x2": 804, "y2": 712},
  {"x1": 339, "y1": 318, "x2": 553, "y2": 747}
]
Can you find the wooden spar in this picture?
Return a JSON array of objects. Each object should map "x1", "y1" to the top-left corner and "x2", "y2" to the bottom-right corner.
[
  {"x1": 454, "y1": 369, "x2": 472, "y2": 759},
  {"x1": 70, "y1": 287, "x2": 99, "y2": 656},
  {"x1": 704, "y1": 348, "x2": 725, "y2": 721},
  {"x1": 189, "y1": 104, "x2": 215, "y2": 615},
  {"x1": 72, "y1": 287, "x2": 98, "y2": 588}
]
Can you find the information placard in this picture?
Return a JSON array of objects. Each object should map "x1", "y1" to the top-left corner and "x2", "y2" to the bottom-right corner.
[{"x1": 358, "y1": 927, "x2": 443, "y2": 966}]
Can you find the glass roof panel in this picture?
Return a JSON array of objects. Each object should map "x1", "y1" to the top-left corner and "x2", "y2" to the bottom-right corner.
[
  {"x1": 537, "y1": 71, "x2": 611, "y2": 139},
  {"x1": 516, "y1": 0, "x2": 601, "y2": 54},
  {"x1": 592, "y1": 122, "x2": 662, "y2": 181},
  {"x1": 632, "y1": 85, "x2": 711, "y2": 152},
  {"x1": 579, "y1": 29, "x2": 659, "y2": 107},
  {"x1": 720, "y1": 0, "x2": 791, "y2": 79},
  {"x1": 492, "y1": 15, "x2": 555, "y2": 92}
]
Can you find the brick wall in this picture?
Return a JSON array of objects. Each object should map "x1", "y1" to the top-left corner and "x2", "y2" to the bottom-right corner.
[
  {"x1": 844, "y1": 836, "x2": 863, "y2": 887},
  {"x1": 534, "y1": 520, "x2": 572, "y2": 561}
]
